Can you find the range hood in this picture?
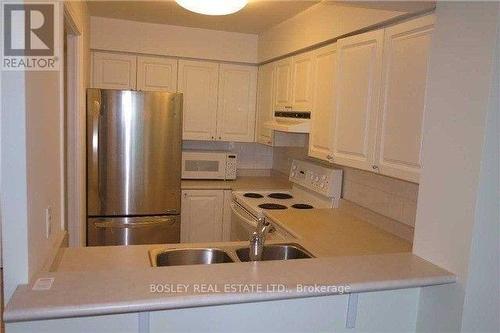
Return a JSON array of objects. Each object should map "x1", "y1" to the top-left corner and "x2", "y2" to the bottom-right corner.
[{"x1": 264, "y1": 111, "x2": 311, "y2": 133}]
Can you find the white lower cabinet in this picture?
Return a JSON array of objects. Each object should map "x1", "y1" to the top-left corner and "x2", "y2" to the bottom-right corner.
[{"x1": 181, "y1": 189, "x2": 225, "y2": 243}]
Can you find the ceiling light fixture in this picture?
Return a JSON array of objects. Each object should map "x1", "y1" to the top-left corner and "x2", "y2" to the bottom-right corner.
[{"x1": 175, "y1": 0, "x2": 248, "y2": 16}]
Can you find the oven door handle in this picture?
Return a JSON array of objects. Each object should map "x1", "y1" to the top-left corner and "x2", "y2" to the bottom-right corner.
[
  {"x1": 230, "y1": 202, "x2": 257, "y2": 227},
  {"x1": 230, "y1": 202, "x2": 275, "y2": 234}
]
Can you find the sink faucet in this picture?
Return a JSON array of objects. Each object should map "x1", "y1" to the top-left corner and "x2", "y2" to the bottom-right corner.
[{"x1": 249, "y1": 217, "x2": 273, "y2": 261}]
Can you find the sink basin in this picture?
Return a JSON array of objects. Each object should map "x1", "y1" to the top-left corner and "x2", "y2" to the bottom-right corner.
[
  {"x1": 236, "y1": 243, "x2": 314, "y2": 262},
  {"x1": 154, "y1": 248, "x2": 234, "y2": 267}
]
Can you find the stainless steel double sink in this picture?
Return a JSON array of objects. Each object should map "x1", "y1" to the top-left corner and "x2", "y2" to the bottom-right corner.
[{"x1": 150, "y1": 243, "x2": 314, "y2": 267}]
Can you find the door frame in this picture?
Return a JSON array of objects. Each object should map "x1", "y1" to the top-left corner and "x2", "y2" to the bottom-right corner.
[{"x1": 63, "y1": 4, "x2": 86, "y2": 247}]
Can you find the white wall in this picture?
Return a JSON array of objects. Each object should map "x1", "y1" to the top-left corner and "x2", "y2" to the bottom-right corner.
[
  {"x1": 1, "y1": 71, "x2": 29, "y2": 301},
  {"x1": 1, "y1": 0, "x2": 91, "y2": 301},
  {"x1": 460, "y1": 30, "x2": 500, "y2": 331},
  {"x1": 90, "y1": 17, "x2": 258, "y2": 64},
  {"x1": 413, "y1": 2, "x2": 500, "y2": 332},
  {"x1": 258, "y1": 2, "x2": 409, "y2": 62}
]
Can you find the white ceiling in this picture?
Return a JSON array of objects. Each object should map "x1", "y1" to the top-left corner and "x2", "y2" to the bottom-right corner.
[
  {"x1": 87, "y1": 0, "x2": 321, "y2": 34},
  {"x1": 88, "y1": 1, "x2": 435, "y2": 35}
]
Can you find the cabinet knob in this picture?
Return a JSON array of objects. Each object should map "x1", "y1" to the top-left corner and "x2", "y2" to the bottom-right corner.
[
  {"x1": 372, "y1": 165, "x2": 379, "y2": 170},
  {"x1": 219, "y1": 136, "x2": 222, "y2": 140}
]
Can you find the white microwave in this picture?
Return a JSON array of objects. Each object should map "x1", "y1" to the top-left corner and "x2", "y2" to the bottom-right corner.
[{"x1": 182, "y1": 150, "x2": 237, "y2": 180}]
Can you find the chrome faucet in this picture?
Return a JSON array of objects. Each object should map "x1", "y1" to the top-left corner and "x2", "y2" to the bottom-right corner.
[{"x1": 249, "y1": 217, "x2": 273, "y2": 261}]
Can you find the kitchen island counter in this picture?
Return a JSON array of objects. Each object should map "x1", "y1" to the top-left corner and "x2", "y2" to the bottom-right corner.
[{"x1": 4, "y1": 204, "x2": 454, "y2": 323}]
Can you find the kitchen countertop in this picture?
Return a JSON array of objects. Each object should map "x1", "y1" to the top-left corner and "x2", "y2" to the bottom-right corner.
[
  {"x1": 181, "y1": 175, "x2": 292, "y2": 190},
  {"x1": 4, "y1": 201, "x2": 455, "y2": 323},
  {"x1": 264, "y1": 207, "x2": 412, "y2": 257}
]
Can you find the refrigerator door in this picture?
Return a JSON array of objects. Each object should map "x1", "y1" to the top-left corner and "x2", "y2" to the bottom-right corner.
[
  {"x1": 87, "y1": 89, "x2": 182, "y2": 216},
  {"x1": 87, "y1": 215, "x2": 180, "y2": 246}
]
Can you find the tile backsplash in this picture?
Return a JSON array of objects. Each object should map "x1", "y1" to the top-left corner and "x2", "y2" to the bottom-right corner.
[
  {"x1": 184, "y1": 141, "x2": 419, "y2": 229},
  {"x1": 272, "y1": 145, "x2": 419, "y2": 228},
  {"x1": 182, "y1": 141, "x2": 273, "y2": 170}
]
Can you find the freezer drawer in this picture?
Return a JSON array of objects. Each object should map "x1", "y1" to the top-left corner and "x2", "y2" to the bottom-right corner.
[{"x1": 87, "y1": 215, "x2": 180, "y2": 246}]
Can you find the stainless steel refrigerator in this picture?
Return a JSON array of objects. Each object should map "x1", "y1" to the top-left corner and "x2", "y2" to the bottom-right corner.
[{"x1": 86, "y1": 88, "x2": 182, "y2": 246}]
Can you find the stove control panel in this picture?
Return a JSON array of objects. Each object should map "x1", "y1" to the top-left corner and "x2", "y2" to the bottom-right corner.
[{"x1": 289, "y1": 160, "x2": 343, "y2": 198}]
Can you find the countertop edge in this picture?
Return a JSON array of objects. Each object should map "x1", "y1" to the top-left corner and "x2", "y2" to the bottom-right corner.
[{"x1": 4, "y1": 273, "x2": 455, "y2": 323}]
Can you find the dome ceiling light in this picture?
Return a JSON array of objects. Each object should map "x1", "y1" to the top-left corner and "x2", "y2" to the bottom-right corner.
[{"x1": 175, "y1": 0, "x2": 248, "y2": 16}]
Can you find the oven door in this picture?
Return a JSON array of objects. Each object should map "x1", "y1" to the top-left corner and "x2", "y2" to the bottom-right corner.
[
  {"x1": 230, "y1": 201, "x2": 258, "y2": 241},
  {"x1": 230, "y1": 201, "x2": 282, "y2": 241}
]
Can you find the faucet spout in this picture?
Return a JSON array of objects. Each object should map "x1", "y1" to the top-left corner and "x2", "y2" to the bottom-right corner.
[{"x1": 249, "y1": 217, "x2": 272, "y2": 261}]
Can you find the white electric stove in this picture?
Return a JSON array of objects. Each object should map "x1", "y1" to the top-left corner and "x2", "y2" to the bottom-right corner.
[{"x1": 230, "y1": 159, "x2": 343, "y2": 241}]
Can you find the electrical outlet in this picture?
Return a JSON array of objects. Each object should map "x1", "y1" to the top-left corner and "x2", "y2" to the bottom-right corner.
[{"x1": 45, "y1": 206, "x2": 52, "y2": 239}]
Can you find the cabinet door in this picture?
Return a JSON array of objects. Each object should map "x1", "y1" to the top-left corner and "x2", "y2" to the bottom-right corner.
[
  {"x1": 137, "y1": 56, "x2": 178, "y2": 92},
  {"x1": 92, "y1": 52, "x2": 137, "y2": 90},
  {"x1": 375, "y1": 15, "x2": 434, "y2": 183},
  {"x1": 255, "y1": 63, "x2": 276, "y2": 146},
  {"x1": 308, "y1": 44, "x2": 337, "y2": 162},
  {"x1": 181, "y1": 190, "x2": 224, "y2": 243},
  {"x1": 274, "y1": 57, "x2": 293, "y2": 111},
  {"x1": 333, "y1": 30, "x2": 384, "y2": 171},
  {"x1": 217, "y1": 64, "x2": 257, "y2": 142},
  {"x1": 178, "y1": 60, "x2": 219, "y2": 140},
  {"x1": 291, "y1": 51, "x2": 314, "y2": 111}
]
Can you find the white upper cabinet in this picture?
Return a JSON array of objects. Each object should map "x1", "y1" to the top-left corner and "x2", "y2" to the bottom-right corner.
[
  {"x1": 178, "y1": 59, "x2": 219, "y2": 140},
  {"x1": 274, "y1": 58, "x2": 293, "y2": 111},
  {"x1": 375, "y1": 15, "x2": 435, "y2": 183},
  {"x1": 92, "y1": 52, "x2": 137, "y2": 90},
  {"x1": 136, "y1": 56, "x2": 178, "y2": 92},
  {"x1": 217, "y1": 64, "x2": 257, "y2": 142},
  {"x1": 255, "y1": 63, "x2": 275, "y2": 146},
  {"x1": 274, "y1": 54, "x2": 314, "y2": 112},
  {"x1": 291, "y1": 51, "x2": 314, "y2": 111},
  {"x1": 308, "y1": 44, "x2": 337, "y2": 162},
  {"x1": 333, "y1": 29, "x2": 384, "y2": 172}
]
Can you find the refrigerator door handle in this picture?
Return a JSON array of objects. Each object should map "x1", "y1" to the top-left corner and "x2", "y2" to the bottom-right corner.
[
  {"x1": 94, "y1": 217, "x2": 178, "y2": 229},
  {"x1": 91, "y1": 99, "x2": 102, "y2": 208}
]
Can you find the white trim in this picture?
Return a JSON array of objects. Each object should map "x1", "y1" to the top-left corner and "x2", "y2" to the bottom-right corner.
[{"x1": 63, "y1": 3, "x2": 86, "y2": 247}]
